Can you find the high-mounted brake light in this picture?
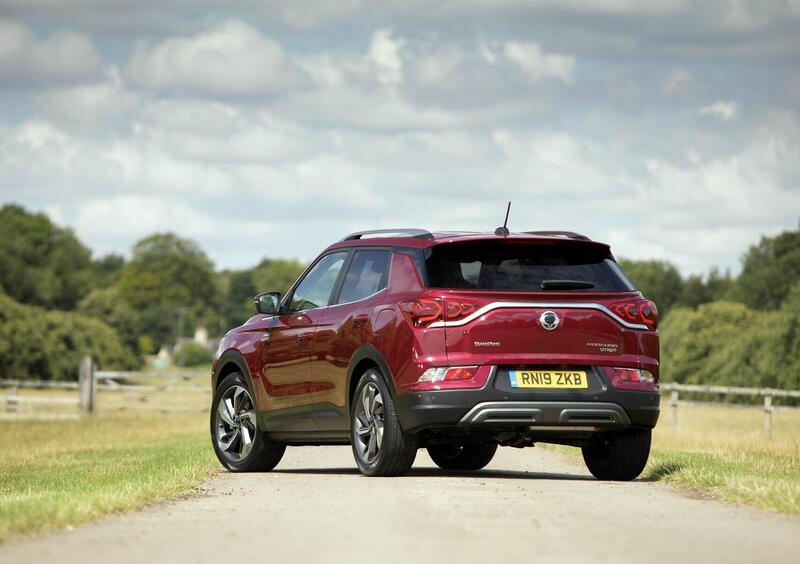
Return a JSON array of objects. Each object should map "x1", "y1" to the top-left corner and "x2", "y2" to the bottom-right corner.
[{"x1": 609, "y1": 299, "x2": 658, "y2": 330}]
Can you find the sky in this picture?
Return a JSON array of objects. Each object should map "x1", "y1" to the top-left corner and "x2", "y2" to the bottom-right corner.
[{"x1": 1, "y1": 1, "x2": 799, "y2": 275}]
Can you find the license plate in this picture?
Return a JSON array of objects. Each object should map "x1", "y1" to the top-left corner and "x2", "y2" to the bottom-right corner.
[{"x1": 509, "y1": 370, "x2": 588, "y2": 389}]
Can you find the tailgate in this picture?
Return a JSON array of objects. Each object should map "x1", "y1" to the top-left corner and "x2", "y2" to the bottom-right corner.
[{"x1": 438, "y1": 293, "x2": 643, "y2": 367}]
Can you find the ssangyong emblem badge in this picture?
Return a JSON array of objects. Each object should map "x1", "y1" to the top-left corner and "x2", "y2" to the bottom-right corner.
[{"x1": 539, "y1": 311, "x2": 560, "y2": 331}]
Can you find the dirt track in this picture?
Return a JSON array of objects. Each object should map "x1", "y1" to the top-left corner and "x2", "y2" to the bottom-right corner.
[{"x1": 2, "y1": 446, "x2": 798, "y2": 564}]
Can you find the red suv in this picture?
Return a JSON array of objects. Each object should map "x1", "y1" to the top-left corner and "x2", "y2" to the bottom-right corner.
[{"x1": 211, "y1": 229, "x2": 660, "y2": 479}]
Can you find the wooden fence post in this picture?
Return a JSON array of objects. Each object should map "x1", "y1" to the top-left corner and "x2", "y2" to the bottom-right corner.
[
  {"x1": 670, "y1": 390, "x2": 679, "y2": 432},
  {"x1": 6, "y1": 385, "x2": 17, "y2": 413},
  {"x1": 763, "y1": 395, "x2": 773, "y2": 440},
  {"x1": 79, "y1": 356, "x2": 96, "y2": 414}
]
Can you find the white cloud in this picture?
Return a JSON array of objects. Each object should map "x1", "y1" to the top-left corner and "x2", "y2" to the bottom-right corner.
[
  {"x1": 367, "y1": 29, "x2": 405, "y2": 86},
  {"x1": 699, "y1": 100, "x2": 738, "y2": 122},
  {"x1": 33, "y1": 68, "x2": 138, "y2": 131},
  {"x1": 1, "y1": 8, "x2": 798, "y2": 278},
  {"x1": 126, "y1": 20, "x2": 305, "y2": 96},
  {"x1": 502, "y1": 41, "x2": 575, "y2": 83},
  {"x1": 0, "y1": 19, "x2": 102, "y2": 86},
  {"x1": 3, "y1": 100, "x2": 798, "y2": 274}
]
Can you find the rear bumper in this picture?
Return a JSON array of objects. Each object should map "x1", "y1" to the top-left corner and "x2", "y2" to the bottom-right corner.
[{"x1": 394, "y1": 377, "x2": 660, "y2": 434}]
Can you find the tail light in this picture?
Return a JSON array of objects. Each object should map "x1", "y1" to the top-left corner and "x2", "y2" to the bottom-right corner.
[
  {"x1": 399, "y1": 298, "x2": 480, "y2": 327},
  {"x1": 445, "y1": 300, "x2": 479, "y2": 321},
  {"x1": 609, "y1": 299, "x2": 658, "y2": 329},
  {"x1": 399, "y1": 298, "x2": 443, "y2": 327},
  {"x1": 604, "y1": 367, "x2": 659, "y2": 392}
]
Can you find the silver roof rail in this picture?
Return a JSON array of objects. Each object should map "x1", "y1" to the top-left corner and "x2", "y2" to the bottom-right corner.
[
  {"x1": 341, "y1": 228, "x2": 433, "y2": 241},
  {"x1": 523, "y1": 231, "x2": 591, "y2": 241}
]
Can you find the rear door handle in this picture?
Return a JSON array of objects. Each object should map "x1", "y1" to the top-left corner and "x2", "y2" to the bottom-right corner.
[
  {"x1": 353, "y1": 314, "x2": 369, "y2": 326},
  {"x1": 260, "y1": 333, "x2": 271, "y2": 344},
  {"x1": 297, "y1": 331, "x2": 314, "y2": 345}
]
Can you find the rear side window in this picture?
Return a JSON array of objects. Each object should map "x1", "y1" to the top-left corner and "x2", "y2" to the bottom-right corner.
[
  {"x1": 337, "y1": 250, "x2": 390, "y2": 303},
  {"x1": 426, "y1": 241, "x2": 634, "y2": 292}
]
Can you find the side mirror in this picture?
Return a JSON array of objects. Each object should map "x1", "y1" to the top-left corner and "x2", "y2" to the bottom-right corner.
[{"x1": 254, "y1": 292, "x2": 281, "y2": 315}]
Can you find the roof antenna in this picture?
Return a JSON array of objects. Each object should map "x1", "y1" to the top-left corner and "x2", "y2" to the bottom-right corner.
[{"x1": 494, "y1": 201, "x2": 511, "y2": 236}]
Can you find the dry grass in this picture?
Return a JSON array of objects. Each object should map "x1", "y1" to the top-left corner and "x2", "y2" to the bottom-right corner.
[
  {"x1": 646, "y1": 402, "x2": 800, "y2": 513},
  {"x1": 546, "y1": 402, "x2": 800, "y2": 513}
]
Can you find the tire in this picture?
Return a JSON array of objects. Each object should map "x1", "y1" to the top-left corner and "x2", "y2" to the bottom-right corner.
[
  {"x1": 428, "y1": 443, "x2": 498, "y2": 471},
  {"x1": 351, "y1": 368, "x2": 418, "y2": 476},
  {"x1": 582, "y1": 429, "x2": 651, "y2": 481},
  {"x1": 211, "y1": 372, "x2": 285, "y2": 472}
]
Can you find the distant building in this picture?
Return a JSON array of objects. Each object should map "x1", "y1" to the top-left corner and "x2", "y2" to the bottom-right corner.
[{"x1": 194, "y1": 325, "x2": 209, "y2": 344}]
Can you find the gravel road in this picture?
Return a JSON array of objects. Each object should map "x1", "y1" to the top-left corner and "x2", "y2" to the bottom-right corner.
[{"x1": 2, "y1": 446, "x2": 798, "y2": 564}]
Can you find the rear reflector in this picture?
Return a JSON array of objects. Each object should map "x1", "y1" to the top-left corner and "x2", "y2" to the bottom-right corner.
[{"x1": 604, "y1": 367, "x2": 659, "y2": 392}]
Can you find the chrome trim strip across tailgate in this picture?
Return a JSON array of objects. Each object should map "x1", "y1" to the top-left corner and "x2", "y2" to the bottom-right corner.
[{"x1": 428, "y1": 301, "x2": 649, "y2": 331}]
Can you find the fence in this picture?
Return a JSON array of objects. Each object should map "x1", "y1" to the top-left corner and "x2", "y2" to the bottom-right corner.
[
  {"x1": 3, "y1": 360, "x2": 799, "y2": 435},
  {"x1": 660, "y1": 382, "x2": 800, "y2": 439},
  {"x1": 0, "y1": 356, "x2": 208, "y2": 419}
]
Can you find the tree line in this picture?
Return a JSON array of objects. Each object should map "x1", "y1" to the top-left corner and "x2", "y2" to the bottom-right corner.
[
  {"x1": 0, "y1": 204, "x2": 305, "y2": 379},
  {"x1": 1, "y1": 203, "x2": 798, "y2": 390},
  {"x1": 619, "y1": 230, "x2": 800, "y2": 392}
]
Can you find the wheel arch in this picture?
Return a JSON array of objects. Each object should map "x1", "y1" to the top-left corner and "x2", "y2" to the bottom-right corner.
[
  {"x1": 213, "y1": 349, "x2": 256, "y2": 398},
  {"x1": 346, "y1": 345, "x2": 397, "y2": 415}
]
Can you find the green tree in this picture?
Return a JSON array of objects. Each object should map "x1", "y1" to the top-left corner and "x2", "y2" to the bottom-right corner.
[
  {"x1": 758, "y1": 283, "x2": 800, "y2": 390},
  {"x1": 660, "y1": 301, "x2": 767, "y2": 387},
  {"x1": 252, "y1": 258, "x2": 306, "y2": 295},
  {"x1": 91, "y1": 254, "x2": 126, "y2": 289},
  {"x1": 676, "y1": 268, "x2": 733, "y2": 309},
  {"x1": 0, "y1": 291, "x2": 139, "y2": 380},
  {"x1": 729, "y1": 229, "x2": 800, "y2": 310},
  {"x1": 219, "y1": 259, "x2": 306, "y2": 329},
  {"x1": 617, "y1": 259, "x2": 683, "y2": 316},
  {"x1": 78, "y1": 288, "x2": 140, "y2": 352},
  {"x1": 219, "y1": 269, "x2": 257, "y2": 329},
  {"x1": 0, "y1": 204, "x2": 93, "y2": 309},
  {"x1": 116, "y1": 233, "x2": 218, "y2": 347}
]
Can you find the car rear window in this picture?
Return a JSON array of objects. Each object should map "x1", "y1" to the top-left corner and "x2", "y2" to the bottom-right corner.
[{"x1": 425, "y1": 241, "x2": 634, "y2": 292}]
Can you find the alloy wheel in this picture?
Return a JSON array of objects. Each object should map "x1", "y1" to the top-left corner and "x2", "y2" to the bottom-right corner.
[
  {"x1": 353, "y1": 382, "x2": 385, "y2": 464},
  {"x1": 215, "y1": 385, "x2": 257, "y2": 462}
]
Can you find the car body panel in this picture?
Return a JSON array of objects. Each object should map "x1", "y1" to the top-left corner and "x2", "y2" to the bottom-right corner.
[{"x1": 212, "y1": 230, "x2": 660, "y2": 445}]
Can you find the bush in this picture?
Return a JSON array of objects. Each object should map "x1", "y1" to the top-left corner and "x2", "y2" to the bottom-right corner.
[
  {"x1": 661, "y1": 295, "x2": 800, "y2": 392},
  {"x1": 0, "y1": 292, "x2": 140, "y2": 380},
  {"x1": 137, "y1": 335, "x2": 155, "y2": 356},
  {"x1": 174, "y1": 342, "x2": 213, "y2": 367}
]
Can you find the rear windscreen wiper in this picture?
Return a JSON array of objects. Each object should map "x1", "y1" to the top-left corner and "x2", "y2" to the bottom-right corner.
[{"x1": 540, "y1": 279, "x2": 595, "y2": 290}]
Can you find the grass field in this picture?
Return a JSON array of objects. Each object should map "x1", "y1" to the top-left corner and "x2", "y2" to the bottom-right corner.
[
  {"x1": 645, "y1": 403, "x2": 800, "y2": 513},
  {"x1": 1, "y1": 393, "x2": 798, "y2": 543},
  {"x1": 547, "y1": 402, "x2": 800, "y2": 513},
  {"x1": 0, "y1": 410, "x2": 215, "y2": 542}
]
